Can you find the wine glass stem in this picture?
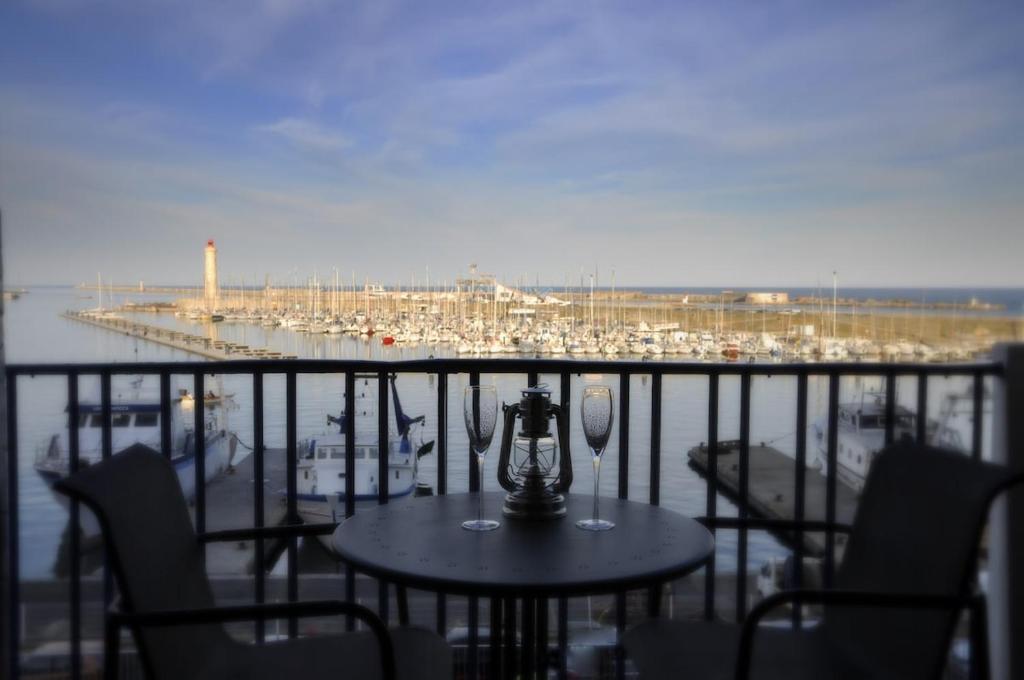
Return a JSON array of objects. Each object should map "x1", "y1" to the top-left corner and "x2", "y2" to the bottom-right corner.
[
  {"x1": 477, "y1": 452, "x2": 485, "y2": 523},
  {"x1": 592, "y1": 454, "x2": 601, "y2": 523}
]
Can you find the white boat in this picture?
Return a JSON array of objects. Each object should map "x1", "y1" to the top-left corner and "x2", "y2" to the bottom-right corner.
[
  {"x1": 35, "y1": 389, "x2": 237, "y2": 538},
  {"x1": 931, "y1": 385, "x2": 990, "y2": 453},
  {"x1": 294, "y1": 375, "x2": 434, "y2": 547},
  {"x1": 812, "y1": 385, "x2": 925, "y2": 493}
]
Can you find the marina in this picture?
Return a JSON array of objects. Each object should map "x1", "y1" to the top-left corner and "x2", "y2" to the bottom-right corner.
[
  {"x1": 70, "y1": 245, "x2": 1024, "y2": 367},
  {"x1": 94, "y1": 285, "x2": 1021, "y2": 365},
  {"x1": 72, "y1": 246, "x2": 1015, "y2": 366}
]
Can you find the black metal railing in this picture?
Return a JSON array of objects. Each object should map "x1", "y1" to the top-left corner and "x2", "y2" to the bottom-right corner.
[{"x1": 4, "y1": 358, "x2": 1001, "y2": 680}]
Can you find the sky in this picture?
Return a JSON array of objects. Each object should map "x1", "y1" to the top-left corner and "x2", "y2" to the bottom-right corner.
[{"x1": 1, "y1": 0, "x2": 1023, "y2": 288}]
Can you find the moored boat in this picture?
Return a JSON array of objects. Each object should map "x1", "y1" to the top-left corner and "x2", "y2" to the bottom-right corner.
[
  {"x1": 35, "y1": 389, "x2": 238, "y2": 539},
  {"x1": 293, "y1": 375, "x2": 435, "y2": 549}
]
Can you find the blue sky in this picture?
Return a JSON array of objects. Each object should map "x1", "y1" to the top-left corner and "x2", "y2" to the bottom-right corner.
[{"x1": 1, "y1": 1, "x2": 1022, "y2": 287}]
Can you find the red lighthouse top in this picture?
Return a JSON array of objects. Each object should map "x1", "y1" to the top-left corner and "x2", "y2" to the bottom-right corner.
[{"x1": 207, "y1": 239, "x2": 215, "y2": 247}]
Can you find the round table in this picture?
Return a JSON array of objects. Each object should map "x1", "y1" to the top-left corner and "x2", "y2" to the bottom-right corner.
[{"x1": 332, "y1": 492, "x2": 714, "y2": 678}]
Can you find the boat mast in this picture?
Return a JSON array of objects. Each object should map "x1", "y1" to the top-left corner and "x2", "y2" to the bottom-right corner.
[
  {"x1": 589, "y1": 272, "x2": 595, "y2": 333},
  {"x1": 609, "y1": 269, "x2": 615, "y2": 334},
  {"x1": 832, "y1": 270, "x2": 838, "y2": 339}
]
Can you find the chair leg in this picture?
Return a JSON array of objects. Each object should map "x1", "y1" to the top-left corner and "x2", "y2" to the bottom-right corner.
[
  {"x1": 397, "y1": 585, "x2": 409, "y2": 626},
  {"x1": 104, "y1": 616, "x2": 120, "y2": 680},
  {"x1": 969, "y1": 597, "x2": 990, "y2": 680}
]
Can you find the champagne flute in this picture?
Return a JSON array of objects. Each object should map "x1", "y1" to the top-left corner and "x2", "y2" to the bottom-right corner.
[
  {"x1": 577, "y1": 385, "x2": 615, "y2": 531},
  {"x1": 462, "y1": 385, "x2": 500, "y2": 531}
]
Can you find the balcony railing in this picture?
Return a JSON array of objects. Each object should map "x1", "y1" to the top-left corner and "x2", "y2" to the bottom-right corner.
[{"x1": 2, "y1": 356, "x2": 1011, "y2": 679}]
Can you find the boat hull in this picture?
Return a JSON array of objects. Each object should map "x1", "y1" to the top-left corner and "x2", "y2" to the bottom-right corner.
[{"x1": 36, "y1": 432, "x2": 234, "y2": 541}]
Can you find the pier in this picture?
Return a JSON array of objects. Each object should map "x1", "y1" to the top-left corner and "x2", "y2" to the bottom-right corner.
[
  {"x1": 687, "y1": 441, "x2": 859, "y2": 556},
  {"x1": 62, "y1": 311, "x2": 295, "y2": 360},
  {"x1": 202, "y1": 446, "x2": 292, "y2": 574}
]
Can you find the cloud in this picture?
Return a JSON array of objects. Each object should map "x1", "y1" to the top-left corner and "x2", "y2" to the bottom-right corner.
[
  {"x1": 255, "y1": 118, "x2": 350, "y2": 153},
  {"x1": 2, "y1": 1, "x2": 1024, "y2": 286}
]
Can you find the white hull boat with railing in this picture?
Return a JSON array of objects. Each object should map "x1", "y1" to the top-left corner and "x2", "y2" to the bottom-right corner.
[
  {"x1": 813, "y1": 383, "x2": 932, "y2": 493},
  {"x1": 35, "y1": 389, "x2": 237, "y2": 540},
  {"x1": 293, "y1": 375, "x2": 434, "y2": 551}
]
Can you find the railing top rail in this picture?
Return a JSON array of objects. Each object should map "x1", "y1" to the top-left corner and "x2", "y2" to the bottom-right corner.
[{"x1": 5, "y1": 358, "x2": 1003, "y2": 378}]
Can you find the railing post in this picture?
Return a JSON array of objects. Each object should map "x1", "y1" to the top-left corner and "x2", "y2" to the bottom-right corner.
[
  {"x1": 2, "y1": 374, "x2": 15, "y2": 680},
  {"x1": 0, "y1": 213, "x2": 13, "y2": 680},
  {"x1": 436, "y1": 370, "x2": 447, "y2": 497},
  {"x1": 824, "y1": 371, "x2": 839, "y2": 587},
  {"x1": 160, "y1": 372, "x2": 172, "y2": 459},
  {"x1": 68, "y1": 374, "x2": 81, "y2": 680},
  {"x1": 792, "y1": 372, "x2": 808, "y2": 629},
  {"x1": 377, "y1": 371, "x2": 389, "y2": 504},
  {"x1": 650, "y1": 372, "x2": 662, "y2": 507},
  {"x1": 193, "y1": 372, "x2": 206, "y2": 537},
  {"x1": 703, "y1": 373, "x2": 719, "y2": 622},
  {"x1": 989, "y1": 343, "x2": 1024, "y2": 680},
  {"x1": 285, "y1": 370, "x2": 297, "y2": 638},
  {"x1": 736, "y1": 372, "x2": 750, "y2": 622},
  {"x1": 618, "y1": 372, "x2": 630, "y2": 500},
  {"x1": 252, "y1": 372, "x2": 266, "y2": 643},
  {"x1": 468, "y1": 372, "x2": 480, "y2": 492}
]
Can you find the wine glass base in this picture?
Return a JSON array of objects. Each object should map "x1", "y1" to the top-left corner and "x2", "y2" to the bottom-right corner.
[
  {"x1": 576, "y1": 518, "x2": 615, "y2": 531},
  {"x1": 462, "y1": 519, "x2": 501, "y2": 531}
]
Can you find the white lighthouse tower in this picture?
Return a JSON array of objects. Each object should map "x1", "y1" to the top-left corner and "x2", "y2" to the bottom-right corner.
[{"x1": 204, "y1": 239, "x2": 219, "y2": 311}]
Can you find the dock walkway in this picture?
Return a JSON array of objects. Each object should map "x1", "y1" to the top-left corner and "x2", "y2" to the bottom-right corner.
[
  {"x1": 688, "y1": 441, "x2": 859, "y2": 557},
  {"x1": 201, "y1": 446, "x2": 293, "y2": 574},
  {"x1": 62, "y1": 311, "x2": 295, "y2": 360}
]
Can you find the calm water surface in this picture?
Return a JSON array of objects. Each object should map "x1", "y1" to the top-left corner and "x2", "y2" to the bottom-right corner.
[{"x1": 6, "y1": 286, "x2": 988, "y2": 579}]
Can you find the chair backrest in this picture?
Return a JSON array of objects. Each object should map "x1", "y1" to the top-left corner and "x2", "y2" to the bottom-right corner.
[
  {"x1": 825, "y1": 442, "x2": 1014, "y2": 679},
  {"x1": 55, "y1": 444, "x2": 231, "y2": 679}
]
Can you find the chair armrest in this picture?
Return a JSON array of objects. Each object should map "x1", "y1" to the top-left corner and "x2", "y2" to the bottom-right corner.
[
  {"x1": 734, "y1": 589, "x2": 980, "y2": 680},
  {"x1": 107, "y1": 600, "x2": 394, "y2": 680},
  {"x1": 197, "y1": 522, "x2": 338, "y2": 543},
  {"x1": 696, "y1": 516, "x2": 853, "y2": 535}
]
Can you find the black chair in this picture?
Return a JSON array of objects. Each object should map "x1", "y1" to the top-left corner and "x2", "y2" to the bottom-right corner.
[
  {"x1": 55, "y1": 444, "x2": 452, "y2": 680},
  {"x1": 623, "y1": 442, "x2": 1023, "y2": 680}
]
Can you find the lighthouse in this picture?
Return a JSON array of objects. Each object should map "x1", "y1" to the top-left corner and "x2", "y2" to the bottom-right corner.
[{"x1": 204, "y1": 240, "x2": 219, "y2": 311}]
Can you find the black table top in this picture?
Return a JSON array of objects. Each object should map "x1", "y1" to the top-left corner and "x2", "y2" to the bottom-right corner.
[{"x1": 331, "y1": 492, "x2": 715, "y2": 597}]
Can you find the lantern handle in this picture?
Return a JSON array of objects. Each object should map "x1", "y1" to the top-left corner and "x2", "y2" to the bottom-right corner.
[
  {"x1": 550, "y1": 402, "x2": 574, "y2": 493},
  {"x1": 496, "y1": 402, "x2": 520, "y2": 492}
]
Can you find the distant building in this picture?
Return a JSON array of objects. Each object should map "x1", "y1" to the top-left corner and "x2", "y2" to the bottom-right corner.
[
  {"x1": 742, "y1": 292, "x2": 789, "y2": 305},
  {"x1": 204, "y1": 240, "x2": 219, "y2": 311}
]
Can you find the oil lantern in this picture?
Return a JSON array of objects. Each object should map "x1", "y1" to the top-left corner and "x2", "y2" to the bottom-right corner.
[{"x1": 496, "y1": 386, "x2": 572, "y2": 519}]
